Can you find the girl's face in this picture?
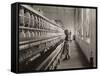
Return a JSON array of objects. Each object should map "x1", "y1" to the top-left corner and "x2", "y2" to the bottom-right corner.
[{"x1": 64, "y1": 30, "x2": 68, "y2": 35}]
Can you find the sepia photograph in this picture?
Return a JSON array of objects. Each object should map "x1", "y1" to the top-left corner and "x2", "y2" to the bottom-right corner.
[{"x1": 11, "y1": 2, "x2": 97, "y2": 73}]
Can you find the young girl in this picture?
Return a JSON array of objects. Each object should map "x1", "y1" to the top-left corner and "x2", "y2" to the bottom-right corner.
[{"x1": 63, "y1": 29, "x2": 70, "y2": 60}]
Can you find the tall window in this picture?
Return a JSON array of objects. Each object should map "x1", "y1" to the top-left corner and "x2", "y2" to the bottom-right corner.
[{"x1": 75, "y1": 8, "x2": 91, "y2": 43}]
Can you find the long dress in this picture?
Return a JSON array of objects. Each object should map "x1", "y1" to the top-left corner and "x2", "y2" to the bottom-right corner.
[{"x1": 62, "y1": 35, "x2": 70, "y2": 60}]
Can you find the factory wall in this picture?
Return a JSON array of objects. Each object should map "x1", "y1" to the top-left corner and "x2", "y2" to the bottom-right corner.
[{"x1": 75, "y1": 8, "x2": 96, "y2": 67}]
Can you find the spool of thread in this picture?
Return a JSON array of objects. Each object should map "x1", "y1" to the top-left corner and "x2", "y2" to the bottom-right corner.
[
  {"x1": 35, "y1": 31, "x2": 38, "y2": 39},
  {"x1": 25, "y1": 12, "x2": 31, "y2": 27},
  {"x1": 31, "y1": 31, "x2": 35, "y2": 38},
  {"x1": 38, "y1": 31, "x2": 41, "y2": 37},
  {"x1": 30, "y1": 31, "x2": 34, "y2": 40},
  {"x1": 46, "y1": 22, "x2": 49, "y2": 29},
  {"x1": 19, "y1": 30, "x2": 26, "y2": 41},
  {"x1": 25, "y1": 30, "x2": 31, "y2": 40},
  {"x1": 38, "y1": 18, "x2": 40, "y2": 29},
  {"x1": 44, "y1": 21, "x2": 47, "y2": 29},
  {"x1": 37, "y1": 31, "x2": 40, "y2": 39},
  {"x1": 19, "y1": 8, "x2": 24, "y2": 26},
  {"x1": 34, "y1": 16, "x2": 38, "y2": 28},
  {"x1": 39, "y1": 18, "x2": 41, "y2": 29},
  {"x1": 41, "y1": 19, "x2": 44, "y2": 29},
  {"x1": 37, "y1": 17, "x2": 40, "y2": 29},
  {"x1": 31, "y1": 15, "x2": 35, "y2": 28}
]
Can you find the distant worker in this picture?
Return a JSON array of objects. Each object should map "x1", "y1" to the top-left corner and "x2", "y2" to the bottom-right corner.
[
  {"x1": 63, "y1": 29, "x2": 70, "y2": 60},
  {"x1": 73, "y1": 34, "x2": 75, "y2": 40},
  {"x1": 69, "y1": 31, "x2": 71, "y2": 41}
]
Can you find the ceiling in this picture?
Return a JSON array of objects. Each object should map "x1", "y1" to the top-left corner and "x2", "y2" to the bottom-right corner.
[{"x1": 32, "y1": 5, "x2": 75, "y2": 30}]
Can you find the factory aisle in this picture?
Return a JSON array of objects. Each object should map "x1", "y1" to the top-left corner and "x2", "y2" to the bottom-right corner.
[{"x1": 57, "y1": 40, "x2": 89, "y2": 69}]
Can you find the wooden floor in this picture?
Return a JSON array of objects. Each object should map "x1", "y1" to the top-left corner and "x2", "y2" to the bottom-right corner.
[{"x1": 57, "y1": 40, "x2": 90, "y2": 69}]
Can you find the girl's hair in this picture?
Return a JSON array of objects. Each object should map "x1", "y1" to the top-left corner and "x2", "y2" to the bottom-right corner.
[{"x1": 64, "y1": 29, "x2": 68, "y2": 35}]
